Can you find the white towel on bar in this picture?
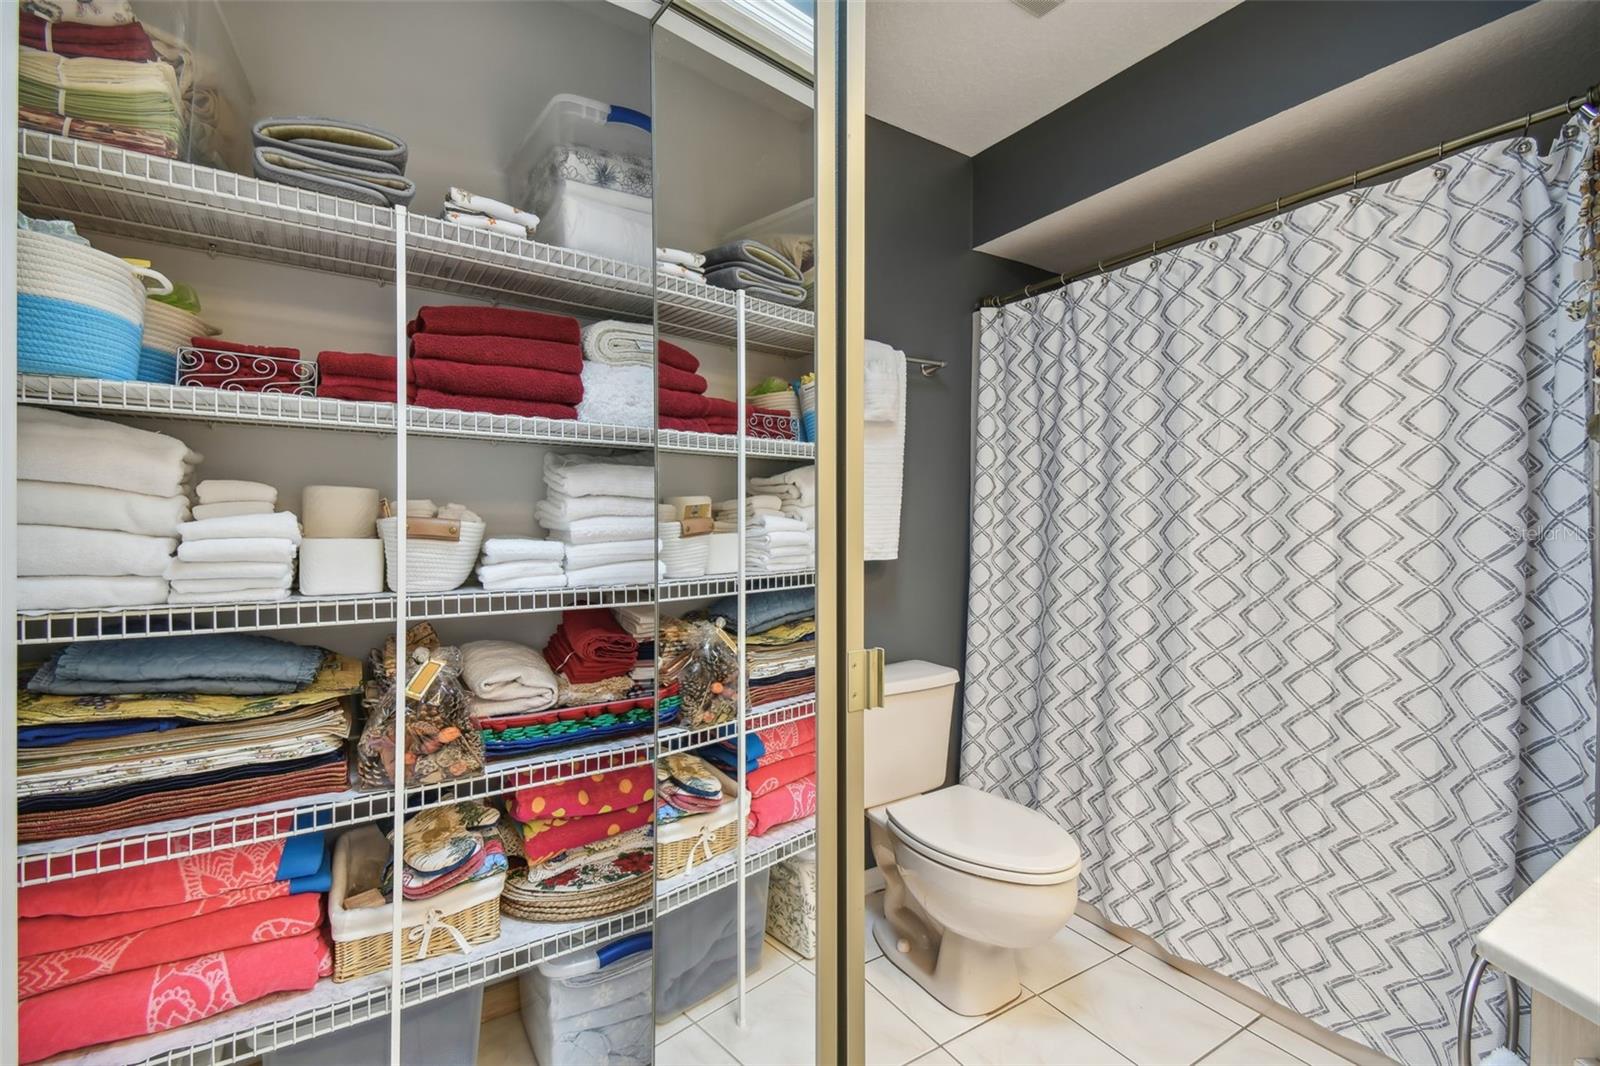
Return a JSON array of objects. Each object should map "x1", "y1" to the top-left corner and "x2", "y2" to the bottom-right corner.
[
  {"x1": 18, "y1": 575, "x2": 168, "y2": 612},
  {"x1": 166, "y1": 559, "x2": 294, "y2": 581},
  {"x1": 536, "y1": 491, "x2": 655, "y2": 523},
  {"x1": 19, "y1": 407, "x2": 199, "y2": 497},
  {"x1": 863, "y1": 340, "x2": 906, "y2": 560},
  {"x1": 195, "y1": 479, "x2": 278, "y2": 505},
  {"x1": 543, "y1": 515, "x2": 656, "y2": 544},
  {"x1": 177, "y1": 538, "x2": 299, "y2": 564},
  {"x1": 544, "y1": 453, "x2": 654, "y2": 499},
  {"x1": 17, "y1": 480, "x2": 190, "y2": 537},
  {"x1": 480, "y1": 537, "x2": 566, "y2": 564},
  {"x1": 177, "y1": 511, "x2": 303, "y2": 544},
  {"x1": 576, "y1": 362, "x2": 654, "y2": 428},
  {"x1": 17, "y1": 525, "x2": 176, "y2": 578},
  {"x1": 192, "y1": 501, "x2": 275, "y2": 520}
]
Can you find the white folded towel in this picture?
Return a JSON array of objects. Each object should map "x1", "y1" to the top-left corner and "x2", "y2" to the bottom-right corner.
[
  {"x1": 750, "y1": 513, "x2": 808, "y2": 532},
  {"x1": 19, "y1": 407, "x2": 199, "y2": 497},
  {"x1": 579, "y1": 320, "x2": 656, "y2": 368},
  {"x1": 576, "y1": 363, "x2": 654, "y2": 428},
  {"x1": 168, "y1": 587, "x2": 292, "y2": 605},
  {"x1": 780, "y1": 504, "x2": 816, "y2": 528},
  {"x1": 612, "y1": 604, "x2": 656, "y2": 638},
  {"x1": 166, "y1": 559, "x2": 294, "y2": 581},
  {"x1": 565, "y1": 559, "x2": 660, "y2": 587},
  {"x1": 716, "y1": 494, "x2": 783, "y2": 514},
  {"x1": 459, "y1": 639, "x2": 559, "y2": 703},
  {"x1": 563, "y1": 539, "x2": 656, "y2": 569},
  {"x1": 407, "y1": 499, "x2": 438, "y2": 517},
  {"x1": 192, "y1": 501, "x2": 276, "y2": 520},
  {"x1": 447, "y1": 187, "x2": 540, "y2": 230},
  {"x1": 195, "y1": 479, "x2": 278, "y2": 505},
  {"x1": 547, "y1": 516, "x2": 656, "y2": 545},
  {"x1": 18, "y1": 526, "x2": 176, "y2": 578},
  {"x1": 656, "y1": 262, "x2": 705, "y2": 283},
  {"x1": 748, "y1": 465, "x2": 815, "y2": 505},
  {"x1": 19, "y1": 575, "x2": 168, "y2": 612},
  {"x1": 544, "y1": 452, "x2": 654, "y2": 499},
  {"x1": 536, "y1": 491, "x2": 655, "y2": 523},
  {"x1": 177, "y1": 539, "x2": 298, "y2": 564},
  {"x1": 177, "y1": 511, "x2": 303, "y2": 544},
  {"x1": 748, "y1": 529, "x2": 813, "y2": 548},
  {"x1": 18, "y1": 480, "x2": 189, "y2": 537},
  {"x1": 476, "y1": 559, "x2": 564, "y2": 583},
  {"x1": 169, "y1": 574, "x2": 295, "y2": 594},
  {"x1": 480, "y1": 537, "x2": 566, "y2": 564},
  {"x1": 481, "y1": 574, "x2": 568, "y2": 592}
]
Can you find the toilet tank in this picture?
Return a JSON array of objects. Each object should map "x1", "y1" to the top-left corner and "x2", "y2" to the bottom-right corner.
[{"x1": 863, "y1": 660, "x2": 961, "y2": 809}]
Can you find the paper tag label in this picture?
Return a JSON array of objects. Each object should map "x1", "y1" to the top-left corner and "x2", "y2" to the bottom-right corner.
[{"x1": 405, "y1": 657, "x2": 445, "y2": 701}]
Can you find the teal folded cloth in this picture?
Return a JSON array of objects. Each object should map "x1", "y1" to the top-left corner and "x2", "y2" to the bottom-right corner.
[
  {"x1": 28, "y1": 634, "x2": 325, "y2": 695},
  {"x1": 708, "y1": 588, "x2": 814, "y2": 633}
]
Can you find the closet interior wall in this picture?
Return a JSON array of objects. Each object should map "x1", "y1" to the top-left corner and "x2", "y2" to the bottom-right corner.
[{"x1": 10, "y1": 1, "x2": 819, "y2": 1062}]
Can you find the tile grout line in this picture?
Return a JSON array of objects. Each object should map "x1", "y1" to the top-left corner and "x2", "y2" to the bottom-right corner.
[{"x1": 692, "y1": 1019, "x2": 747, "y2": 1066}]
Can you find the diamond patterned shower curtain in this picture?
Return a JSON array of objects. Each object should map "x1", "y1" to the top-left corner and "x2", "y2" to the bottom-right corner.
[{"x1": 961, "y1": 126, "x2": 1597, "y2": 1064}]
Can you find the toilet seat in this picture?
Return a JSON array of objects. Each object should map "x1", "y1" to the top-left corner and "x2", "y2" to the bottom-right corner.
[{"x1": 883, "y1": 784, "x2": 1081, "y2": 886}]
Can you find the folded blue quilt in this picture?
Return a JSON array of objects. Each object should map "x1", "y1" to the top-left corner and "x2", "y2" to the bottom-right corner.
[
  {"x1": 30, "y1": 634, "x2": 325, "y2": 695},
  {"x1": 707, "y1": 588, "x2": 815, "y2": 633}
]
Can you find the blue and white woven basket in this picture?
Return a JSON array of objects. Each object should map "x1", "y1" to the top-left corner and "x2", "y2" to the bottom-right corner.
[
  {"x1": 140, "y1": 300, "x2": 217, "y2": 384},
  {"x1": 17, "y1": 230, "x2": 171, "y2": 381}
]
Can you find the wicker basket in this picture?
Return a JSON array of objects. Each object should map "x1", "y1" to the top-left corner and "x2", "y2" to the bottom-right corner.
[
  {"x1": 17, "y1": 230, "x2": 171, "y2": 381},
  {"x1": 329, "y1": 826, "x2": 505, "y2": 982},
  {"x1": 377, "y1": 516, "x2": 487, "y2": 592},
  {"x1": 500, "y1": 870, "x2": 652, "y2": 923},
  {"x1": 656, "y1": 781, "x2": 747, "y2": 881}
]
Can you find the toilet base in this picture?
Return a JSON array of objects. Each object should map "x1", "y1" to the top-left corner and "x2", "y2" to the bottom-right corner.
[{"x1": 874, "y1": 918, "x2": 1026, "y2": 1017}]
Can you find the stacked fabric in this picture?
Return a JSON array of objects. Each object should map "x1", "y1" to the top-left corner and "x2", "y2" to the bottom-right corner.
[
  {"x1": 410, "y1": 304, "x2": 584, "y2": 418},
  {"x1": 540, "y1": 452, "x2": 658, "y2": 586},
  {"x1": 656, "y1": 752, "x2": 724, "y2": 822},
  {"x1": 656, "y1": 246, "x2": 706, "y2": 284},
  {"x1": 656, "y1": 339, "x2": 739, "y2": 433},
  {"x1": 700, "y1": 239, "x2": 807, "y2": 307},
  {"x1": 706, "y1": 588, "x2": 817, "y2": 706},
  {"x1": 17, "y1": 407, "x2": 197, "y2": 611},
  {"x1": 393, "y1": 803, "x2": 507, "y2": 902},
  {"x1": 745, "y1": 464, "x2": 817, "y2": 571},
  {"x1": 20, "y1": 10, "x2": 158, "y2": 60},
  {"x1": 658, "y1": 521, "x2": 710, "y2": 580},
  {"x1": 476, "y1": 536, "x2": 565, "y2": 592},
  {"x1": 315, "y1": 350, "x2": 407, "y2": 403},
  {"x1": 707, "y1": 718, "x2": 817, "y2": 836},
  {"x1": 169, "y1": 483, "x2": 302, "y2": 604},
  {"x1": 461, "y1": 639, "x2": 559, "y2": 724},
  {"x1": 17, "y1": 833, "x2": 333, "y2": 1063},
  {"x1": 18, "y1": 32, "x2": 182, "y2": 158},
  {"x1": 575, "y1": 319, "x2": 653, "y2": 428},
  {"x1": 542, "y1": 607, "x2": 640, "y2": 707},
  {"x1": 442, "y1": 186, "x2": 540, "y2": 240},
  {"x1": 252, "y1": 116, "x2": 415, "y2": 207},
  {"x1": 613, "y1": 604, "x2": 657, "y2": 682},
  {"x1": 500, "y1": 767, "x2": 655, "y2": 921},
  {"x1": 17, "y1": 637, "x2": 359, "y2": 842},
  {"x1": 182, "y1": 336, "x2": 312, "y2": 393}
]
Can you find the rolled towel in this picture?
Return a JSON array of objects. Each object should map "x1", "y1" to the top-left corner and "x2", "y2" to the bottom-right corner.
[
  {"x1": 580, "y1": 320, "x2": 655, "y2": 367},
  {"x1": 169, "y1": 587, "x2": 292, "y2": 605},
  {"x1": 406, "y1": 500, "x2": 437, "y2": 518},
  {"x1": 411, "y1": 334, "x2": 582, "y2": 374},
  {"x1": 195, "y1": 480, "x2": 278, "y2": 505},
  {"x1": 177, "y1": 512, "x2": 303, "y2": 544},
  {"x1": 193, "y1": 501, "x2": 275, "y2": 520},
  {"x1": 480, "y1": 537, "x2": 564, "y2": 564},
  {"x1": 19, "y1": 576, "x2": 168, "y2": 612},
  {"x1": 460, "y1": 639, "x2": 559, "y2": 703},
  {"x1": 177, "y1": 539, "x2": 298, "y2": 564},
  {"x1": 166, "y1": 560, "x2": 293, "y2": 581},
  {"x1": 17, "y1": 481, "x2": 189, "y2": 538},
  {"x1": 409, "y1": 305, "x2": 580, "y2": 345},
  {"x1": 18, "y1": 408, "x2": 199, "y2": 497},
  {"x1": 18, "y1": 526, "x2": 176, "y2": 578},
  {"x1": 301, "y1": 486, "x2": 380, "y2": 539}
]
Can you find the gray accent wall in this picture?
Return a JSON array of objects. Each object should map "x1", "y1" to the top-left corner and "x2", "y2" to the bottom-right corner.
[{"x1": 865, "y1": 119, "x2": 1046, "y2": 785}]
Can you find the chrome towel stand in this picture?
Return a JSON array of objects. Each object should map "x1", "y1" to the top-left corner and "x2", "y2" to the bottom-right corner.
[{"x1": 906, "y1": 356, "x2": 945, "y2": 377}]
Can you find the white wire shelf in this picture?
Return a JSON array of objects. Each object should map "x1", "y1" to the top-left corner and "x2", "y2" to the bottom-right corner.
[
  {"x1": 408, "y1": 732, "x2": 656, "y2": 810},
  {"x1": 18, "y1": 130, "x2": 815, "y2": 354},
  {"x1": 656, "y1": 816, "x2": 817, "y2": 916},
  {"x1": 407, "y1": 583, "x2": 655, "y2": 622},
  {"x1": 658, "y1": 695, "x2": 817, "y2": 755},
  {"x1": 656, "y1": 427, "x2": 814, "y2": 460},
  {"x1": 658, "y1": 570, "x2": 816, "y2": 602}
]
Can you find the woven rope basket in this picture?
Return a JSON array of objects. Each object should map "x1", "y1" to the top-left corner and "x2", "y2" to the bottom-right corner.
[
  {"x1": 378, "y1": 516, "x2": 487, "y2": 592},
  {"x1": 18, "y1": 231, "x2": 171, "y2": 380}
]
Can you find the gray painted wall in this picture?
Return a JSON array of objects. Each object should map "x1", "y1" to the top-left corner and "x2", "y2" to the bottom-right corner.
[{"x1": 864, "y1": 119, "x2": 1046, "y2": 785}]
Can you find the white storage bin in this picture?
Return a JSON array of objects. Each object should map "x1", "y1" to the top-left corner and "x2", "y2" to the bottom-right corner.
[
  {"x1": 767, "y1": 847, "x2": 818, "y2": 958},
  {"x1": 519, "y1": 933, "x2": 653, "y2": 1065},
  {"x1": 540, "y1": 182, "x2": 652, "y2": 267},
  {"x1": 654, "y1": 870, "x2": 770, "y2": 1018},
  {"x1": 262, "y1": 985, "x2": 482, "y2": 1066}
]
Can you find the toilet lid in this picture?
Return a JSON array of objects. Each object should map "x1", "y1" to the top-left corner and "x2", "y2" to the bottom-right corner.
[{"x1": 886, "y1": 784, "x2": 1081, "y2": 885}]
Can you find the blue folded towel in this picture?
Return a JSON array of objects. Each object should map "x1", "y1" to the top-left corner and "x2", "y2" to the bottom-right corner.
[
  {"x1": 29, "y1": 634, "x2": 325, "y2": 695},
  {"x1": 707, "y1": 588, "x2": 814, "y2": 634}
]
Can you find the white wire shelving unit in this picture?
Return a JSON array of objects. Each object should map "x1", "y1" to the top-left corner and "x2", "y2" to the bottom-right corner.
[
  {"x1": 657, "y1": 569, "x2": 815, "y2": 602},
  {"x1": 658, "y1": 694, "x2": 816, "y2": 755}
]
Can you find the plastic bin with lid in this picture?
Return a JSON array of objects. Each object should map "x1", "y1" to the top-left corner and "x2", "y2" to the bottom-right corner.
[
  {"x1": 519, "y1": 931, "x2": 653, "y2": 1065},
  {"x1": 654, "y1": 869, "x2": 770, "y2": 1018}
]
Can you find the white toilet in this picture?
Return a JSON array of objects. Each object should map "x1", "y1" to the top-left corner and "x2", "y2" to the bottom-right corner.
[{"x1": 866, "y1": 661, "x2": 1083, "y2": 1016}]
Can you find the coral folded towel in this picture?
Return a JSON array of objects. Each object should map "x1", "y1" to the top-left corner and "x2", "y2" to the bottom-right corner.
[
  {"x1": 414, "y1": 390, "x2": 577, "y2": 420},
  {"x1": 745, "y1": 752, "x2": 817, "y2": 799},
  {"x1": 20, "y1": 884, "x2": 310, "y2": 956},
  {"x1": 411, "y1": 334, "x2": 584, "y2": 374},
  {"x1": 18, "y1": 833, "x2": 325, "y2": 918},
  {"x1": 510, "y1": 765, "x2": 655, "y2": 823},
  {"x1": 657, "y1": 363, "x2": 707, "y2": 394},
  {"x1": 520, "y1": 804, "x2": 654, "y2": 864},
  {"x1": 748, "y1": 773, "x2": 817, "y2": 836},
  {"x1": 19, "y1": 893, "x2": 324, "y2": 998},
  {"x1": 317, "y1": 351, "x2": 396, "y2": 380},
  {"x1": 543, "y1": 608, "x2": 639, "y2": 683},
  {"x1": 410, "y1": 305, "x2": 580, "y2": 345},
  {"x1": 410, "y1": 359, "x2": 583, "y2": 404},
  {"x1": 756, "y1": 717, "x2": 816, "y2": 765},
  {"x1": 18, "y1": 932, "x2": 330, "y2": 1064},
  {"x1": 658, "y1": 340, "x2": 700, "y2": 373}
]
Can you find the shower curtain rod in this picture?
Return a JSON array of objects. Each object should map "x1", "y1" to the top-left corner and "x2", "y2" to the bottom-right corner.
[{"x1": 977, "y1": 83, "x2": 1600, "y2": 310}]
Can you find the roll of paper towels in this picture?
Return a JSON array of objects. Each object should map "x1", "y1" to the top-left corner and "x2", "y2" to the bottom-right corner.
[
  {"x1": 302, "y1": 485, "x2": 381, "y2": 539},
  {"x1": 298, "y1": 538, "x2": 384, "y2": 595},
  {"x1": 705, "y1": 531, "x2": 739, "y2": 575}
]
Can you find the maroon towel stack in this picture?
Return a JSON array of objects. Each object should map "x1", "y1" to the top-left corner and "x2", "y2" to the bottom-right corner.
[
  {"x1": 183, "y1": 337, "x2": 308, "y2": 394},
  {"x1": 657, "y1": 340, "x2": 730, "y2": 433},
  {"x1": 407, "y1": 306, "x2": 584, "y2": 419},
  {"x1": 315, "y1": 352, "x2": 412, "y2": 403}
]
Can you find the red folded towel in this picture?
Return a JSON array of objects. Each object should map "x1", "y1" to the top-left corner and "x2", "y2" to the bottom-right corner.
[
  {"x1": 659, "y1": 416, "x2": 710, "y2": 432},
  {"x1": 747, "y1": 773, "x2": 817, "y2": 836},
  {"x1": 411, "y1": 359, "x2": 583, "y2": 405},
  {"x1": 745, "y1": 752, "x2": 816, "y2": 800},
  {"x1": 20, "y1": 884, "x2": 298, "y2": 957},
  {"x1": 411, "y1": 333, "x2": 584, "y2": 374},
  {"x1": 543, "y1": 608, "x2": 639, "y2": 684},
  {"x1": 20, "y1": 12, "x2": 159, "y2": 61},
  {"x1": 193, "y1": 337, "x2": 301, "y2": 362},
  {"x1": 19, "y1": 839, "x2": 297, "y2": 919},
  {"x1": 658, "y1": 389, "x2": 711, "y2": 418},
  {"x1": 703, "y1": 396, "x2": 739, "y2": 419},
  {"x1": 317, "y1": 351, "x2": 396, "y2": 380},
  {"x1": 319, "y1": 378, "x2": 415, "y2": 403},
  {"x1": 659, "y1": 340, "x2": 700, "y2": 374},
  {"x1": 414, "y1": 389, "x2": 578, "y2": 420},
  {"x1": 520, "y1": 805, "x2": 654, "y2": 865},
  {"x1": 410, "y1": 305, "x2": 580, "y2": 345},
  {"x1": 657, "y1": 363, "x2": 707, "y2": 394}
]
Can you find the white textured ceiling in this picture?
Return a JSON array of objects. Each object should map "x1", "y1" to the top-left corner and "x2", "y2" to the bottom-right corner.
[{"x1": 865, "y1": 0, "x2": 1236, "y2": 156}]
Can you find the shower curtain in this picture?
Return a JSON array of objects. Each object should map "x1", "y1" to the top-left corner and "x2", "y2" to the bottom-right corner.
[{"x1": 961, "y1": 123, "x2": 1598, "y2": 1064}]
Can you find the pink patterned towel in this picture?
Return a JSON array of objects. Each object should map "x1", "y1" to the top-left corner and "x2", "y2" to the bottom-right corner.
[{"x1": 748, "y1": 773, "x2": 817, "y2": 836}]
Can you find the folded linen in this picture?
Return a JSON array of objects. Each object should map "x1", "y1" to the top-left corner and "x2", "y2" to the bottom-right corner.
[
  {"x1": 254, "y1": 145, "x2": 417, "y2": 206},
  {"x1": 748, "y1": 773, "x2": 818, "y2": 836},
  {"x1": 18, "y1": 525, "x2": 175, "y2": 578},
  {"x1": 17, "y1": 480, "x2": 188, "y2": 537},
  {"x1": 579, "y1": 319, "x2": 655, "y2": 367},
  {"x1": 410, "y1": 305, "x2": 580, "y2": 345},
  {"x1": 316, "y1": 350, "x2": 396, "y2": 379},
  {"x1": 319, "y1": 381, "x2": 410, "y2": 403},
  {"x1": 192, "y1": 501, "x2": 275, "y2": 520},
  {"x1": 17, "y1": 576, "x2": 166, "y2": 612},
  {"x1": 30, "y1": 635, "x2": 324, "y2": 695},
  {"x1": 658, "y1": 363, "x2": 708, "y2": 394},
  {"x1": 544, "y1": 452, "x2": 654, "y2": 499},
  {"x1": 658, "y1": 388, "x2": 711, "y2": 419},
  {"x1": 176, "y1": 511, "x2": 303, "y2": 544},
  {"x1": 708, "y1": 588, "x2": 815, "y2": 632},
  {"x1": 546, "y1": 515, "x2": 656, "y2": 545},
  {"x1": 538, "y1": 492, "x2": 656, "y2": 522},
  {"x1": 656, "y1": 247, "x2": 706, "y2": 269},
  {"x1": 411, "y1": 333, "x2": 584, "y2": 373},
  {"x1": 704, "y1": 265, "x2": 808, "y2": 306},
  {"x1": 657, "y1": 262, "x2": 705, "y2": 283},
  {"x1": 702, "y1": 239, "x2": 803, "y2": 282},
  {"x1": 563, "y1": 539, "x2": 656, "y2": 570},
  {"x1": 476, "y1": 559, "x2": 563, "y2": 584},
  {"x1": 576, "y1": 362, "x2": 653, "y2": 428},
  {"x1": 480, "y1": 537, "x2": 565, "y2": 564},
  {"x1": 18, "y1": 12, "x2": 159, "y2": 61},
  {"x1": 166, "y1": 559, "x2": 293, "y2": 581},
  {"x1": 749, "y1": 529, "x2": 814, "y2": 549},
  {"x1": 565, "y1": 560, "x2": 658, "y2": 586},
  {"x1": 446, "y1": 186, "x2": 539, "y2": 229},
  {"x1": 18, "y1": 407, "x2": 199, "y2": 497},
  {"x1": 657, "y1": 341, "x2": 700, "y2": 374},
  {"x1": 196, "y1": 479, "x2": 277, "y2": 505},
  {"x1": 481, "y1": 574, "x2": 567, "y2": 592},
  {"x1": 169, "y1": 587, "x2": 292, "y2": 605},
  {"x1": 444, "y1": 209, "x2": 527, "y2": 239},
  {"x1": 413, "y1": 389, "x2": 578, "y2": 420},
  {"x1": 749, "y1": 465, "x2": 816, "y2": 505},
  {"x1": 460, "y1": 640, "x2": 559, "y2": 703},
  {"x1": 410, "y1": 359, "x2": 583, "y2": 404},
  {"x1": 170, "y1": 574, "x2": 295, "y2": 594},
  {"x1": 177, "y1": 538, "x2": 298, "y2": 564}
]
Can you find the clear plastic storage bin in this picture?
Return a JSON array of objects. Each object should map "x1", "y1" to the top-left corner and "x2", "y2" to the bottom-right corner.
[
  {"x1": 654, "y1": 869, "x2": 770, "y2": 1019},
  {"x1": 509, "y1": 94, "x2": 653, "y2": 267},
  {"x1": 262, "y1": 985, "x2": 482, "y2": 1066},
  {"x1": 519, "y1": 932, "x2": 653, "y2": 1065}
]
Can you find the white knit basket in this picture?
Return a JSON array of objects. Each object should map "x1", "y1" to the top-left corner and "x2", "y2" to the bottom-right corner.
[
  {"x1": 16, "y1": 230, "x2": 156, "y2": 321},
  {"x1": 377, "y1": 516, "x2": 486, "y2": 592},
  {"x1": 142, "y1": 300, "x2": 218, "y2": 355}
]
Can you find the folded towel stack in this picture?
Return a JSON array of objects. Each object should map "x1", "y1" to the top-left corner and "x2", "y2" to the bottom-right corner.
[
  {"x1": 612, "y1": 604, "x2": 657, "y2": 682},
  {"x1": 182, "y1": 336, "x2": 313, "y2": 394},
  {"x1": 442, "y1": 186, "x2": 540, "y2": 241},
  {"x1": 733, "y1": 464, "x2": 817, "y2": 572},
  {"x1": 18, "y1": 27, "x2": 182, "y2": 160},
  {"x1": 701, "y1": 239, "x2": 807, "y2": 307},
  {"x1": 656, "y1": 246, "x2": 706, "y2": 285},
  {"x1": 461, "y1": 638, "x2": 559, "y2": 721},
  {"x1": 315, "y1": 350, "x2": 408, "y2": 403},
  {"x1": 542, "y1": 608, "x2": 641, "y2": 707},
  {"x1": 476, "y1": 537, "x2": 565, "y2": 592},
  {"x1": 576, "y1": 320, "x2": 653, "y2": 428},
  {"x1": 654, "y1": 340, "x2": 739, "y2": 434},
  {"x1": 169, "y1": 485, "x2": 302, "y2": 604},
  {"x1": 658, "y1": 521, "x2": 710, "y2": 580},
  {"x1": 17, "y1": 408, "x2": 199, "y2": 611},
  {"x1": 540, "y1": 453, "x2": 660, "y2": 587},
  {"x1": 409, "y1": 305, "x2": 584, "y2": 419},
  {"x1": 252, "y1": 116, "x2": 414, "y2": 207}
]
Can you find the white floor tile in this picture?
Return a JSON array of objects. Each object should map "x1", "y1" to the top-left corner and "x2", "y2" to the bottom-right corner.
[
  {"x1": 908, "y1": 1049, "x2": 959, "y2": 1066},
  {"x1": 1124, "y1": 944, "x2": 1259, "y2": 1026},
  {"x1": 656, "y1": 1023, "x2": 741, "y2": 1066},
  {"x1": 476, "y1": 1013, "x2": 532, "y2": 1066},
  {"x1": 944, "y1": 996, "x2": 1133, "y2": 1066},
  {"x1": 865, "y1": 891, "x2": 887, "y2": 963},
  {"x1": 1068, "y1": 913, "x2": 1135, "y2": 955},
  {"x1": 1199, "y1": 1029, "x2": 1310, "y2": 1065},
  {"x1": 1017, "y1": 925, "x2": 1115, "y2": 993},
  {"x1": 1248, "y1": 1017, "x2": 1357, "y2": 1066},
  {"x1": 655, "y1": 1010, "x2": 693, "y2": 1043},
  {"x1": 1042, "y1": 953, "x2": 1244, "y2": 1065},
  {"x1": 767, "y1": 934, "x2": 805, "y2": 966},
  {"x1": 699, "y1": 964, "x2": 817, "y2": 1065},
  {"x1": 865, "y1": 955, "x2": 1025, "y2": 1044},
  {"x1": 684, "y1": 937, "x2": 795, "y2": 1021},
  {"x1": 864, "y1": 982, "x2": 939, "y2": 1066}
]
